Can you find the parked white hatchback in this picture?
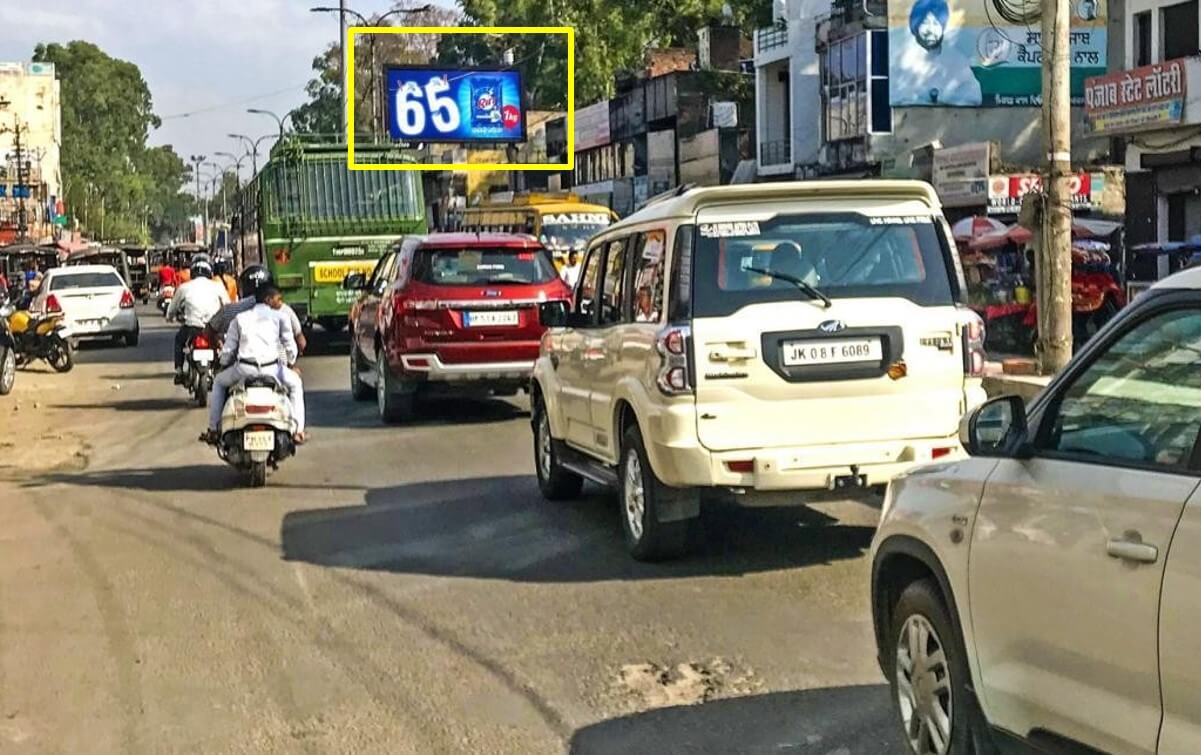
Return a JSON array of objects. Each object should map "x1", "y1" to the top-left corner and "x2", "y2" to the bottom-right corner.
[
  {"x1": 33, "y1": 265, "x2": 139, "y2": 346},
  {"x1": 872, "y1": 269, "x2": 1201, "y2": 754}
]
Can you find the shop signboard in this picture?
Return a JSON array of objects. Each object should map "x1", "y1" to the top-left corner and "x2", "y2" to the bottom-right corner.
[
  {"x1": 574, "y1": 100, "x2": 612, "y2": 152},
  {"x1": 987, "y1": 172, "x2": 1105, "y2": 215},
  {"x1": 1085, "y1": 59, "x2": 1187, "y2": 134},
  {"x1": 889, "y1": 0, "x2": 1106, "y2": 107},
  {"x1": 933, "y1": 142, "x2": 991, "y2": 207}
]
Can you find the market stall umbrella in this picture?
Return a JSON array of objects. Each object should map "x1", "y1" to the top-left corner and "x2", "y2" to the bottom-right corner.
[
  {"x1": 952, "y1": 216, "x2": 1008, "y2": 241},
  {"x1": 968, "y1": 218, "x2": 1124, "y2": 251}
]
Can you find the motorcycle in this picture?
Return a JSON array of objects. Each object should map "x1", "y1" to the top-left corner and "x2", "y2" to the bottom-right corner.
[
  {"x1": 157, "y1": 284, "x2": 175, "y2": 316},
  {"x1": 6, "y1": 300, "x2": 73, "y2": 373},
  {"x1": 180, "y1": 330, "x2": 216, "y2": 407},
  {"x1": 0, "y1": 290, "x2": 18, "y2": 395},
  {"x1": 215, "y1": 373, "x2": 297, "y2": 487}
]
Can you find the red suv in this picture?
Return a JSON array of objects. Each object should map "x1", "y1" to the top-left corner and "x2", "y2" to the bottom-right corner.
[{"x1": 345, "y1": 233, "x2": 572, "y2": 423}]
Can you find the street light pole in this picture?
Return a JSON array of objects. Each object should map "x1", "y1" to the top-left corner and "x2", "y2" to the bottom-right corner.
[
  {"x1": 229, "y1": 133, "x2": 274, "y2": 177},
  {"x1": 247, "y1": 108, "x2": 289, "y2": 141},
  {"x1": 215, "y1": 152, "x2": 247, "y2": 187},
  {"x1": 311, "y1": 5, "x2": 433, "y2": 139}
]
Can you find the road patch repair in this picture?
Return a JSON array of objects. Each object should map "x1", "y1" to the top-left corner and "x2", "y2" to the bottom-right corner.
[{"x1": 610, "y1": 657, "x2": 762, "y2": 711}]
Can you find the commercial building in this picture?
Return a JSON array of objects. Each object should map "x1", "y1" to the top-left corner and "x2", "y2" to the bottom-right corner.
[
  {"x1": 1088, "y1": 0, "x2": 1201, "y2": 254},
  {"x1": 753, "y1": 0, "x2": 1111, "y2": 203},
  {"x1": 0, "y1": 61, "x2": 63, "y2": 243},
  {"x1": 546, "y1": 27, "x2": 756, "y2": 217}
]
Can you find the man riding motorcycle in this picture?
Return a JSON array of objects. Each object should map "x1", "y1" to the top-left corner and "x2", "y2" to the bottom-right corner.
[
  {"x1": 206, "y1": 265, "x2": 307, "y2": 443},
  {"x1": 203, "y1": 284, "x2": 306, "y2": 446},
  {"x1": 166, "y1": 260, "x2": 230, "y2": 385}
]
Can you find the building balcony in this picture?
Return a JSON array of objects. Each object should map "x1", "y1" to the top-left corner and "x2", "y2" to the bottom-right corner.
[{"x1": 756, "y1": 23, "x2": 789, "y2": 54}]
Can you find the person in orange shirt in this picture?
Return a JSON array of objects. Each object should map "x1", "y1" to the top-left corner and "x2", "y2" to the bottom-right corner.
[{"x1": 214, "y1": 258, "x2": 239, "y2": 302}]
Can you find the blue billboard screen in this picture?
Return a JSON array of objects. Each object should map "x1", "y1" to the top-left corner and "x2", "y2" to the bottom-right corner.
[{"x1": 384, "y1": 67, "x2": 526, "y2": 143}]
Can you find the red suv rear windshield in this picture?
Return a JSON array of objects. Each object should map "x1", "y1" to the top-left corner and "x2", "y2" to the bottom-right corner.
[{"x1": 411, "y1": 247, "x2": 557, "y2": 286}]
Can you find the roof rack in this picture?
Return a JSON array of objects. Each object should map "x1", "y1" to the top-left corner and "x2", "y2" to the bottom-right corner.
[{"x1": 641, "y1": 183, "x2": 695, "y2": 209}]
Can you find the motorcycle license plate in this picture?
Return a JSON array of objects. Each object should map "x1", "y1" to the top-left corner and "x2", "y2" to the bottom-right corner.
[
  {"x1": 243, "y1": 431, "x2": 274, "y2": 451},
  {"x1": 192, "y1": 349, "x2": 214, "y2": 363}
]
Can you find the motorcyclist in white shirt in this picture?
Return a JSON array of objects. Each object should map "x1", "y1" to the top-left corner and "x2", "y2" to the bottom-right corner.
[
  {"x1": 167, "y1": 259, "x2": 230, "y2": 384},
  {"x1": 202, "y1": 284, "x2": 306, "y2": 446}
]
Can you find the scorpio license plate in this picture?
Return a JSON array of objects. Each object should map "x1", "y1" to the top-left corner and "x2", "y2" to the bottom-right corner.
[
  {"x1": 191, "y1": 349, "x2": 214, "y2": 363},
  {"x1": 243, "y1": 431, "x2": 274, "y2": 451}
]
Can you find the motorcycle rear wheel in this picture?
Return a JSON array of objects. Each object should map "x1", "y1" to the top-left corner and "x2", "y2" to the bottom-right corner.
[
  {"x1": 0, "y1": 345, "x2": 15, "y2": 395},
  {"x1": 193, "y1": 372, "x2": 211, "y2": 407}
]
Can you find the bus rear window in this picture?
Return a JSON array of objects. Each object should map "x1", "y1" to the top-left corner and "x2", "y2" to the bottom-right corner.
[{"x1": 411, "y1": 247, "x2": 557, "y2": 286}]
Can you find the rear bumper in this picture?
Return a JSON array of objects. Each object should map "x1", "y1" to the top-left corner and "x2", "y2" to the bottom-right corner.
[
  {"x1": 65, "y1": 310, "x2": 139, "y2": 339},
  {"x1": 650, "y1": 432, "x2": 966, "y2": 494},
  {"x1": 399, "y1": 353, "x2": 534, "y2": 383}
]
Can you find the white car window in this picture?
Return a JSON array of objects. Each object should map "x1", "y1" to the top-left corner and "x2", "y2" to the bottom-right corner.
[
  {"x1": 50, "y1": 272, "x2": 124, "y2": 290},
  {"x1": 1040, "y1": 307, "x2": 1201, "y2": 468}
]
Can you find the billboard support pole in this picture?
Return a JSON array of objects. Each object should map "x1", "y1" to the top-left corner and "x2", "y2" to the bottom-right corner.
[{"x1": 1038, "y1": 0, "x2": 1074, "y2": 373}]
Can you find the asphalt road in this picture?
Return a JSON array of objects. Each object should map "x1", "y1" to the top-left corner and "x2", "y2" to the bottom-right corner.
[{"x1": 0, "y1": 310, "x2": 903, "y2": 755}]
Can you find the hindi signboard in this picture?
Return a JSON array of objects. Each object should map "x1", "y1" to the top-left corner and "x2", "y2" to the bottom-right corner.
[{"x1": 1085, "y1": 60, "x2": 1187, "y2": 134}]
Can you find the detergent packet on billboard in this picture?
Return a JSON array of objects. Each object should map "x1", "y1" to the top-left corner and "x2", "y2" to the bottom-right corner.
[{"x1": 471, "y1": 78, "x2": 502, "y2": 126}]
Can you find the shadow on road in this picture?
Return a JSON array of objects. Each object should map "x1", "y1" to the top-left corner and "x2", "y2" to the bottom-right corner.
[
  {"x1": 30, "y1": 463, "x2": 367, "y2": 493},
  {"x1": 100, "y1": 371, "x2": 176, "y2": 382},
  {"x1": 50, "y1": 397, "x2": 187, "y2": 412},
  {"x1": 568, "y1": 684, "x2": 901, "y2": 755},
  {"x1": 278, "y1": 474, "x2": 875, "y2": 583},
  {"x1": 305, "y1": 389, "x2": 528, "y2": 431}
]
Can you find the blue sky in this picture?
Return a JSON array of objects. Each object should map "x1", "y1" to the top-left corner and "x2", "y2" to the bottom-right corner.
[{"x1": 0, "y1": 0, "x2": 453, "y2": 185}]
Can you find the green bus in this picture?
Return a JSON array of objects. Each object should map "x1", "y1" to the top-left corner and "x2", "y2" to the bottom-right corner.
[{"x1": 234, "y1": 141, "x2": 427, "y2": 330}]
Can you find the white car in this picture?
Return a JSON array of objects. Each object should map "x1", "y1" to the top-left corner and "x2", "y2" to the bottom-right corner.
[
  {"x1": 871, "y1": 269, "x2": 1201, "y2": 754},
  {"x1": 33, "y1": 265, "x2": 140, "y2": 346}
]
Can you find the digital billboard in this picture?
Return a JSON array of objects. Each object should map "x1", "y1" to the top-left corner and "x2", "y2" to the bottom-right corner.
[{"x1": 384, "y1": 67, "x2": 527, "y2": 143}]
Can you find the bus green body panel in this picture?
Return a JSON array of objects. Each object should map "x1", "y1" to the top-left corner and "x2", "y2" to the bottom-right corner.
[{"x1": 235, "y1": 142, "x2": 427, "y2": 322}]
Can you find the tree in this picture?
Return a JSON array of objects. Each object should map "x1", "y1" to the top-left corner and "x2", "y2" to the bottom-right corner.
[
  {"x1": 290, "y1": 3, "x2": 458, "y2": 137},
  {"x1": 32, "y1": 41, "x2": 189, "y2": 243}
]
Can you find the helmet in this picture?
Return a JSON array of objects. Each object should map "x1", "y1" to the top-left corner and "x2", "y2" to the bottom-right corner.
[
  {"x1": 214, "y1": 258, "x2": 232, "y2": 276},
  {"x1": 238, "y1": 265, "x2": 272, "y2": 299},
  {"x1": 191, "y1": 260, "x2": 213, "y2": 279}
]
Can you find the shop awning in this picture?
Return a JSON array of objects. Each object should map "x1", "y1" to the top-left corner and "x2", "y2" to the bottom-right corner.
[{"x1": 968, "y1": 218, "x2": 1124, "y2": 250}]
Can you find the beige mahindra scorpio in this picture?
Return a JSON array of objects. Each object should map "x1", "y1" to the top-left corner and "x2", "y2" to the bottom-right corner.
[{"x1": 531, "y1": 181, "x2": 987, "y2": 560}]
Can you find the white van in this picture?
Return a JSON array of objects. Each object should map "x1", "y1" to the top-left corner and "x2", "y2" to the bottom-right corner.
[{"x1": 530, "y1": 181, "x2": 988, "y2": 559}]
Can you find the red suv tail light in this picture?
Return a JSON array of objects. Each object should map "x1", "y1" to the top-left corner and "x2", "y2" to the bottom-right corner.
[
  {"x1": 192, "y1": 332, "x2": 212, "y2": 349},
  {"x1": 963, "y1": 313, "x2": 986, "y2": 378},
  {"x1": 656, "y1": 324, "x2": 694, "y2": 396},
  {"x1": 119, "y1": 289, "x2": 135, "y2": 308},
  {"x1": 45, "y1": 294, "x2": 62, "y2": 313}
]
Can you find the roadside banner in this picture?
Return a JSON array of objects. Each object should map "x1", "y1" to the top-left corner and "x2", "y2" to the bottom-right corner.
[{"x1": 889, "y1": 0, "x2": 1107, "y2": 107}]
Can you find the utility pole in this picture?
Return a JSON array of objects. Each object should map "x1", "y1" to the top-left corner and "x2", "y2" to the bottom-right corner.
[
  {"x1": 13, "y1": 120, "x2": 27, "y2": 241},
  {"x1": 1038, "y1": 0, "x2": 1073, "y2": 373},
  {"x1": 190, "y1": 154, "x2": 206, "y2": 245}
]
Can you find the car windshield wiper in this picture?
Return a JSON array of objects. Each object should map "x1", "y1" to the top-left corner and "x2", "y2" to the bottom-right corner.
[{"x1": 744, "y1": 266, "x2": 832, "y2": 308}]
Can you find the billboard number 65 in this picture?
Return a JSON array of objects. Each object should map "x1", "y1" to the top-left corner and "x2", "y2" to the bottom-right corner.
[{"x1": 394, "y1": 78, "x2": 461, "y2": 137}]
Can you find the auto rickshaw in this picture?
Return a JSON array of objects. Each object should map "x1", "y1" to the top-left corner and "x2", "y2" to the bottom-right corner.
[
  {"x1": 0, "y1": 243, "x2": 60, "y2": 301},
  {"x1": 122, "y1": 245, "x2": 151, "y2": 303}
]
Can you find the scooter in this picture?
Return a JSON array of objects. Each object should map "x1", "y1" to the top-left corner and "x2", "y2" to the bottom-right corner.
[
  {"x1": 215, "y1": 374, "x2": 297, "y2": 487},
  {"x1": 180, "y1": 330, "x2": 216, "y2": 407},
  {"x1": 157, "y1": 285, "x2": 175, "y2": 316}
]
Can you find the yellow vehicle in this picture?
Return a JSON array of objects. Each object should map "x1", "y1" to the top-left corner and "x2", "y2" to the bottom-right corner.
[{"x1": 459, "y1": 193, "x2": 618, "y2": 267}]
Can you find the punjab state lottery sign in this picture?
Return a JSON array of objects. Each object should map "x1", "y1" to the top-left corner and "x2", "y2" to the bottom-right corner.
[
  {"x1": 889, "y1": 0, "x2": 1107, "y2": 107},
  {"x1": 385, "y1": 67, "x2": 526, "y2": 143},
  {"x1": 1085, "y1": 60, "x2": 1187, "y2": 135}
]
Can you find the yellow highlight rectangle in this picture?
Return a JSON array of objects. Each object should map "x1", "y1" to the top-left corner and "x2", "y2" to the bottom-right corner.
[{"x1": 346, "y1": 26, "x2": 575, "y2": 172}]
